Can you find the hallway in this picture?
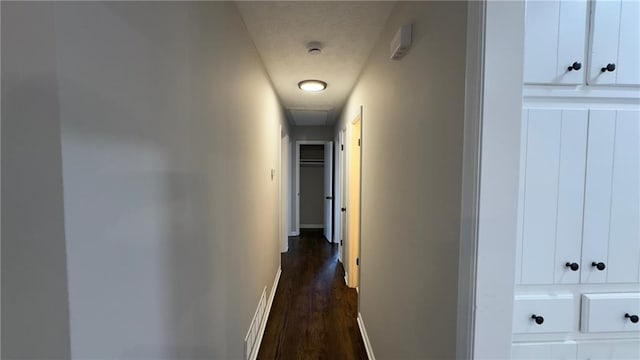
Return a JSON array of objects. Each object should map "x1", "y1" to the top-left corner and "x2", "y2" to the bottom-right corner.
[{"x1": 258, "y1": 230, "x2": 366, "y2": 360}]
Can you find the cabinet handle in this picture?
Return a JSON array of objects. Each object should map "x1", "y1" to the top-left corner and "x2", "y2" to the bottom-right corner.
[
  {"x1": 601, "y1": 63, "x2": 616, "y2": 72},
  {"x1": 531, "y1": 314, "x2": 544, "y2": 325},
  {"x1": 591, "y1": 262, "x2": 606, "y2": 271},
  {"x1": 625, "y1": 313, "x2": 639, "y2": 324},
  {"x1": 567, "y1": 62, "x2": 582, "y2": 71},
  {"x1": 565, "y1": 262, "x2": 580, "y2": 271}
]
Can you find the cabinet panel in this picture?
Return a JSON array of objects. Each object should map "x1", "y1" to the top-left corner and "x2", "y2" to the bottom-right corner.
[
  {"x1": 554, "y1": 110, "x2": 588, "y2": 284},
  {"x1": 589, "y1": 0, "x2": 640, "y2": 85},
  {"x1": 520, "y1": 109, "x2": 587, "y2": 285},
  {"x1": 582, "y1": 110, "x2": 640, "y2": 284},
  {"x1": 524, "y1": 0, "x2": 588, "y2": 85},
  {"x1": 608, "y1": 111, "x2": 640, "y2": 283},
  {"x1": 512, "y1": 341, "x2": 577, "y2": 360},
  {"x1": 581, "y1": 293, "x2": 640, "y2": 333},
  {"x1": 521, "y1": 109, "x2": 562, "y2": 284},
  {"x1": 582, "y1": 110, "x2": 616, "y2": 284}
]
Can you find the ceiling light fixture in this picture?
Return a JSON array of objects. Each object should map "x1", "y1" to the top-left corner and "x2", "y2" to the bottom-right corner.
[{"x1": 298, "y1": 80, "x2": 327, "y2": 92}]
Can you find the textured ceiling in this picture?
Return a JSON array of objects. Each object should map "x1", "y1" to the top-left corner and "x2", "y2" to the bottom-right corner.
[{"x1": 236, "y1": 1, "x2": 395, "y2": 126}]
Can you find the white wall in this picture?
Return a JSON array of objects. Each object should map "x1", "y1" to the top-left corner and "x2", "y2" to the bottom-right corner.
[
  {"x1": 334, "y1": 1, "x2": 468, "y2": 358},
  {"x1": 1, "y1": 3, "x2": 72, "y2": 358},
  {"x1": 1, "y1": 2, "x2": 288, "y2": 359}
]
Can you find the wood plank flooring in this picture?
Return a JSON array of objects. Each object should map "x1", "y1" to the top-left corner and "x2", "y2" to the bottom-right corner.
[{"x1": 258, "y1": 229, "x2": 367, "y2": 360}]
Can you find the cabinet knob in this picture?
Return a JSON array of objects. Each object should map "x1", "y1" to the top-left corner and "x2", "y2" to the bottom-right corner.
[
  {"x1": 531, "y1": 314, "x2": 544, "y2": 325},
  {"x1": 625, "y1": 313, "x2": 639, "y2": 324},
  {"x1": 567, "y1": 62, "x2": 582, "y2": 71},
  {"x1": 565, "y1": 262, "x2": 580, "y2": 271},
  {"x1": 601, "y1": 63, "x2": 616, "y2": 72},
  {"x1": 591, "y1": 262, "x2": 606, "y2": 271}
]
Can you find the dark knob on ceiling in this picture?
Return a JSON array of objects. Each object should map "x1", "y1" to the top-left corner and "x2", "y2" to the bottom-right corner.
[
  {"x1": 601, "y1": 63, "x2": 616, "y2": 72},
  {"x1": 625, "y1": 313, "x2": 639, "y2": 323},
  {"x1": 565, "y1": 262, "x2": 580, "y2": 271},
  {"x1": 531, "y1": 314, "x2": 544, "y2": 325},
  {"x1": 592, "y1": 262, "x2": 606, "y2": 271},
  {"x1": 568, "y1": 62, "x2": 582, "y2": 71}
]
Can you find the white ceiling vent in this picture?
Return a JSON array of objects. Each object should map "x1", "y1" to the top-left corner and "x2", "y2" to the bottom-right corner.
[{"x1": 390, "y1": 23, "x2": 412, "y2": 60}]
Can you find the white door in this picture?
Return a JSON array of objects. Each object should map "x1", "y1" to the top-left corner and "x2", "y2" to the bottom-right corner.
[
  {"x1": 582, "y1": 109, "x2": 640, "y2": 284},
  {"x1": 518, "y1": 108, "x2": 588, "y2": 285},
  {"x1": 323, "y1": 141, "x2": 333, "y2": 241},
  {"x1": 589, "y1": 0, "x2": 640, "y2": 85},
  {"x1": 523, "y1": 0, "x2": 588, "y2": 85}
]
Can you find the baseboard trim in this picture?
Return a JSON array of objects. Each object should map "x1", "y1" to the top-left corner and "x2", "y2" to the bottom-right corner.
[
  {"x1": 344, "y1": 271, "x2": 348, "y2": 287},
  {"x1": 288, "y1": 231, "x2": 298, "y2": 236},
  {"x1": 249, "y1": 266, "x2": 281, "y2": 360},
  {"x1": 357, "y1": 312, "x2": 375, "y2": 360},
  {"x1": 300, "y1": 223, "x2": 324, "y2": 228}
]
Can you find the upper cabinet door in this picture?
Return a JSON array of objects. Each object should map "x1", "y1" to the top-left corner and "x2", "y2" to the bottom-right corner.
[
  {"x1": 589, "y1": 0, "x2": 640, "y2": 85},
  {"x1": 524, "y1": 0, "x2": 588, "y2": 85}
]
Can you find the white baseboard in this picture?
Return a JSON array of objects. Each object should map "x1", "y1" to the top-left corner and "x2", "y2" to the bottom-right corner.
[
  {"x1": 357, "y1": 313, "x2": 376, "y2": 360},
  {"x1": 300, "y1": 223, "x2": 324, "y2": 228},
  {"x1": 249, "y1": 267, "x2": 281, "y2": 360},
  {"x1": 288, "y1": 231, "x2": 298, "y2": 236},
  {"x1": 344, "y1": 271, "x2": 348, "y2": 287}
]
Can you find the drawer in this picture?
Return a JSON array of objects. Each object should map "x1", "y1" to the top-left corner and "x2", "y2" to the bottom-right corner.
[
  {"x1": 581, "y1": 293, "x2": 640, "y2": 333},
  {"x1": 577, "y1": 339, "x2": 640, "y2": 359},
  {"x1": 513, "y1": 294, "x2": 574, "y2": 333},
  {"x1": 512, "y1": 341, "x2": 577, "y2": 360}
]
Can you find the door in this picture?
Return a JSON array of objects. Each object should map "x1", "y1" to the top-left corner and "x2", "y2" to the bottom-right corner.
[
  {"x1": 347, "y1": 117, "x2": 362, "y2": 288},
  {"x1": 323, "y1": 141, "x2": 333, "y2": 241},
  {"x1": 339, "y1": 130, "x2": 347, "y2": 264},
  {"x1": 523, "y1": 0, "x2": 588, "y2": 84},
  {"x1": 517, "y1": 108, "x2": 588, "y2": 285},
  {"x1": 582, "y1": 109, "x2": 640, "y2": 284},
  {"x1": 589, "y1": 0, "x2": 640, "y2": 85}
]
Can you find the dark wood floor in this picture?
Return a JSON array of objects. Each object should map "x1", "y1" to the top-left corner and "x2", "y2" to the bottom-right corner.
[{"x1": 258, "y1": 229, "x2": 367, "y2": 360}]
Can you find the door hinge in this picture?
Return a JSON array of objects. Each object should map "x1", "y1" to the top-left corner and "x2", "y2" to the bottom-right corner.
[
  {"x1": 356, "y1": 258, "x2": 360, "y2": 266},
  {"x1": 358, "y1": 139, "x2": 361, "y2": 146},
  {"x1": 340, "y1": 240, "x2": 343, "y2": 246},
  {"x1": 341, "y1": 144, "x2": 344, "y2": 151}
]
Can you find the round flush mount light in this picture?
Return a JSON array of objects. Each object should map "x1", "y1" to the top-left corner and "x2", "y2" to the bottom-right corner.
[{"x1": 298, "y1": 80, "x2": 327, "y2": 92}]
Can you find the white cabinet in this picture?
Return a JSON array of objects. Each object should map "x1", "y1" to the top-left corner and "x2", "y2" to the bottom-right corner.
[
  {"x1": 589, "y1": 0, "x2": 640, "y2": 85},
  {"x1": 519, "y1": 108, "x2": 588, "y2": 284},
  {"x1": 513, "y1": 294, "x2": 575, "y2": 333},
  {"x1": 582, "y1": 110, "x2": 640, "y2": 284},
  {"x1": 512, "y1": 342, "x2": 577, "y2": 359},
  {"x1": 524, "y1": 0, "x2": 588, "y2": 84},
  {"x1": 524, "y1": 0, "x2": 640, "y2": 86},
  {"x1": 581, "y1": 293, "x2": 640, "y2": 333},
  {"x1": 517, "y1": 108, "x2": 639, "y2": 285}
]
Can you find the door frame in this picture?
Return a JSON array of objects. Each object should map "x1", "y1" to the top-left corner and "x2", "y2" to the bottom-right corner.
[
  {"x1": 279, "y1": 129, "x2": 290, "y2": 253},
  {"x1": 334, "y1": 128, "x2": 347, "y2": 263},
  {"x1": 456, "y1": 1, "x2": 525, "y2": 359},
  {"x1": 295, "y1": 140, "x2": 333, "y2": 236}
]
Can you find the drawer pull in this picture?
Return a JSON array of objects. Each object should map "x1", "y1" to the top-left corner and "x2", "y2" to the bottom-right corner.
[
  {"x1": 625, "y1": 313, "x2": 639, "y2": 324},
  {"x1": 591, "y1": 261, "x2": 606, "y2": 271},
  {"x1": 601, "y1": 63, "x2": 616, "y2": 72},
  {"x1": 567, "y1": 62, "x2": 582, "y2": 71},
  {"x1": 565, "y1": 262, "x2": 579, "y2": 271},
  {"x1": 531, "y1": 314, "x2": 544, "y2": 325}
]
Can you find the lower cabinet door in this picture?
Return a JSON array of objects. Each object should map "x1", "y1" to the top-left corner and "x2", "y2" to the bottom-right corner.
[
  {"x1": 577, "y1": 339, "x2": 640, "y2": 360},
  {"x1": 581, "y1": 293, "x2": 640, "y2": 333},
  {"x1": 512, "y1": 342, "x2": 577, "y2": 360},
  {"x1": 513, "y1": 294, "x2": 574, "y2": 333}
]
